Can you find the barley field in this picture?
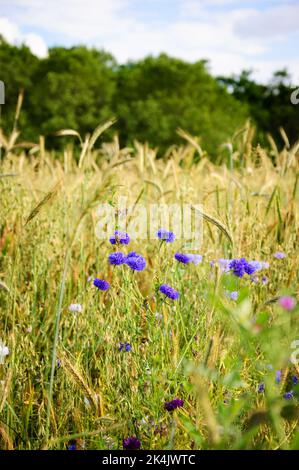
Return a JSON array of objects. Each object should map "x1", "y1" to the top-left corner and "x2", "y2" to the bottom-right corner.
[{"x1": 0, "y1": 121, "x2": 298, "y2": 450}]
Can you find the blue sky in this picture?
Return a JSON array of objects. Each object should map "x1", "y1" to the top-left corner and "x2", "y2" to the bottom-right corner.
[{"x1": 0, "y1": 0, "x2": 298, "y2": 82}]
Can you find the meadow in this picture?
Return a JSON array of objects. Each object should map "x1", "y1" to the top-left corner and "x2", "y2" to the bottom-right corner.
[{"x1": 0, "y1": 120, "x2": 298, "y2": 450}]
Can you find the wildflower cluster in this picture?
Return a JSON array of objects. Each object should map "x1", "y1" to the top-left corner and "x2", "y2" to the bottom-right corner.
[
  {"x1": 67, "y1": 224, "x2": 296, "y2": 449},
  {"x1": 258, "y1": 370, "x2": 298, "y2": 401},
  {"x1": 164, "y1": 398, "x2": 184, "y2": 411},
  {"x1": 157, "y1": 228, "x2": 175, "y2": 243},
  {"x1": 215, "y1": 257, "x2": 269, "y2": 282},
  {"x1": 175, "y1": 253, "x2": 202, "y2": 265}
]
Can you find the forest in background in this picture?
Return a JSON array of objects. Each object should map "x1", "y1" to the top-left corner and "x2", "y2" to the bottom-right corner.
[{"x1": 0, "y1": 37, "x2": 298, "y2": 156}]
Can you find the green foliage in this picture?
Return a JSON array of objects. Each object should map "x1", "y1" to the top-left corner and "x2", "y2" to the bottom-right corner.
[
  {"x1": 0, "y1": 141, "x2": 298, "y2": 449},
  {"x1": 28, "y1": 46, "x2": 116, "y2": 144},
  {"x1": 218, "y1": 70, "x2": 299, "y2": 148},
  {"x1": 0, "y1": 36, "x2": 39, "y2": 132},
  {"x1": 0, "y1": 39, "x2": 298, "y2": 156},
  {"x1": 114, "y1": 55, "x2": 248, "y2": 154}
]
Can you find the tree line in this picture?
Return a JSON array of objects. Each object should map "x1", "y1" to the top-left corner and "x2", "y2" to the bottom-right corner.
[{"x1": 0, "y1": 37, "x2": 298, "y2": 156}]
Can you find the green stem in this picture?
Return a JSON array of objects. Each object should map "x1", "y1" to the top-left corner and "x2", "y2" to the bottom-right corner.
[{"x1": 45, "y1": 248, "x2": 71, "y2": 444}]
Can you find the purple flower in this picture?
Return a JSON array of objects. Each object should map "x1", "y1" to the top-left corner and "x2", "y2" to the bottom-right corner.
[
  {"x1": 109, "y1": 230, "x2": 130, "y2": 245},
  {"x1": 283, "y1": 391, "x2": 294, "y2": 400},
  {"x1": 292, "y1": 376, "x2": 298, "y2": 385},
  {"x1": 67, "y1": 441, "x2": 77, "y2": 450},
  {"x1": 123, "y1": 437, "x2": 141, "y2": 450},
  {"x1": 248, "y1": 261, "x2": 262, "y2": 272},
  {"x1": 258, "y1": 383, "x2": 265, "y2": 393},
  {"x1": 157, "y1": 229, "x2": 175, "y2": 243},
  {"x1": 229, "y1": 258, "x2": 247, "y2": 277},
  {"x1": 278, "y1": 296, "x2": 296, "y2": 311},
  {"x1": 175, "y1": 253, "x2": 202, "y2": 265},
  {"x1": 127, "y1": 251, "x2": 138, "y2": 258},
  {"x1": 125, "y1": 254, "x2": 146, "y2": 271},
  {"x1": 159, "y1": 284, "x2": 180, "y2": 300},
  {"x1": 218, "y1": 258, "x2": 232, "y2": 272},
  {"x1": 119, "y1": 342, "x2": 132, "y2": 352},
  {"x1": 229, "y1": 258, "x2": 256, "y2": 277},
  {"x1": 274, "y1": 252, "x2": 286, "y2": 259},
  {"x1": 226, "y1": 290, "x2": 239, "y2": 301},
  {"x1": 175, "y1": 253, "x2": 193, "y2": 264},
  {"x1": 262, "y1": 276, "x2": 268, "y2": 285},
  {"x1": 192, "y1": 254, "x2": 203, "y2": 265},
  {"x1": 276, "y1": 370, "x2": 282, "y2": 384},
  {"x1": 108, "y1": 252, "x2": 127, "y2": 265},
  {"x1": 164, "y1": 398, "x2": 184, "y2": 411},
  {"x1": 93, "y1": 278, "x2": 110, "y2": 291},
  {"x1": 261, "y1": 262, "x2": 270, "y2": 269},
  {"x1": 248, "y1": 260, "x2": 269, "y2": 272},
  {"x1": 245, "y1": 263, "x2": 256, "y2": 275}
]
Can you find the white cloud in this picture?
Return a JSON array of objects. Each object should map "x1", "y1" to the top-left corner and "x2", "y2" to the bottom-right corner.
[
  {"x1": 24, "y1": 33, "x2": 48, "y2": 57},
  {"x1": 234, "y1": 4, "x2": 299, "y2": 38},
  {"x1": 0, "y1": 17, "x2": 20, "y2": 43},
  {"x1": 0, "y1": 16, "x2": 48, "y2": 57},
  {"x1": 0, "y1": 1, "x2": 298, "y2": 82}
]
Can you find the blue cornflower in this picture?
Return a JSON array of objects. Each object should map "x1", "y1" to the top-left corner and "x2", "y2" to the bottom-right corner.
[
  {"x1": 93, "y1": 278, "x2": 110, "y2": 291},
  {"x1": 275, "y1": 370, "x2": 282, "y2": 384},
  {"x1": 229, "y1": 258, "x2": 256, "y2": 277},
  {"x1": 218, "y1": 258, "x2": 232, "y2": 272},
  {"x1": 262, "y1": 275, "x2": 268, "y2": 285},
  {"x1": 119, "y1": 342, "x2": 132, "y2": 352},
  {"x1": 159, "y1": 284, "x2": 180, "y2": 300},
  {"x1": 244, "y1": 262, "x2": 256, "y2": 275},
  {"x1": 248, "y1": 261, "x2": 263, "y2": 272},
  {"x1": 283, "y1": 391, "x2": 294, "y2": 400},
  {"x1": 192, "y1": 254, "x2": 203, "y2": 265},
  {"x1": 109, "y1": 230, "x2": 130, "y2": 245},
  {"x1": 226, "y1": 290, "x2": 239, "y2": 301},
  {"x1": 274, "y1": 252, "x2": 286, "y2": 259},
  {"x1": 125, "y1": 254, "x2": 146, "y2": 271},
  {"x1": 157, "y1": 228, "x2": 175, "y2": 243},
  {"x1": 108, "y1": 252, "x2": 127, "y2": 265},
  {"x1": 164, "y1": 398, "x2": 184, "y2": 411},
  {"x1": 248, "y1": 260, "x2": 269, "y2": 273},
  {"x1": 67, "y1": 441, "x2": 77, "y2": 450},
  {"x1": 175, "y1": 253, "x2": 203, "y2": 265},
  {"x1": 292, "y1": 376, "x2": 298, "y2": 385},
  {"x1": 258, "y1": 383, "x2": 265, "y2": 393},
  {"x1": 123, "y1": 437, "x2": 141, "y2": 450},
  {"x1": 175, "y1": 253, "x2": 193, "y2": 264},
  {"x1": 229, "y1": 258, "x2": 248, "y2": 277}
]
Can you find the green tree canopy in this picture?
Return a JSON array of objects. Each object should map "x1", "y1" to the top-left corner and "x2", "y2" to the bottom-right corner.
[
  {"x1": 114, "y1": 54, "x2": 248, "y2": 153},
  {"x1": 0, "y1": 36, "x2": 39, "y2": 134},
  {"x1": 218, "y1": 70, "x2": 299, "y2": 148},
  {"x1": 28, "y1": 46, "x2": 117, "y2": 143},
  {"x1": 1, "y1": 40, "x2": 298, "y2": 156}
]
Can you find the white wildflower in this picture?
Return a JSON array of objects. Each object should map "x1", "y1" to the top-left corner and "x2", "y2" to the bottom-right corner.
[
  {"x1": 0, "y1": 342, "x2": 9, "y2": 364},
  {"x1": 68, "y1": 303, "x2": 83, "y2": 313}
]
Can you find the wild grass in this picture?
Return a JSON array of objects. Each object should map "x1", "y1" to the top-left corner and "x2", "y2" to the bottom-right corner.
[{"x1": 0, "y1": 120, "x2": 298, "y2": 450}]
